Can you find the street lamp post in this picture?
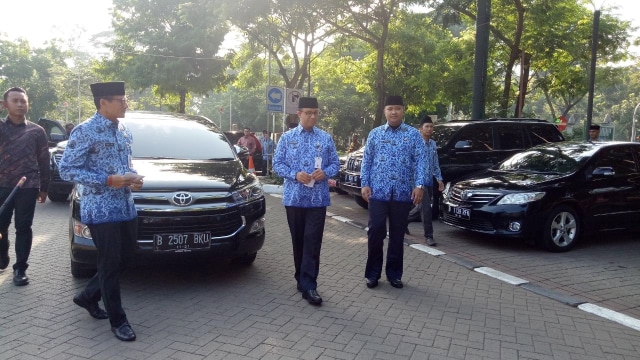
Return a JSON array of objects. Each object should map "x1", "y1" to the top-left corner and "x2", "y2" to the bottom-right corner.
[
  {"x1": 585, "y1": 9, "x2": 600, "y2": 139},
  {"x1": 631, "y1": 103, "x2": 640, "y2": 142}
]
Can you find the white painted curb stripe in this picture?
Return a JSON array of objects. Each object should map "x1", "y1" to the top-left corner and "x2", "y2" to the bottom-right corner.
[
  {"x1": 410, "y1": 243, "x2": 446, "y2": 256},
  {"x1": 332, "y1": 216, "x2": 351, "y2": 223},
  {"x1": 474, "y1": 267, "x2": 529, "y2": 285},
  {"x1": 262, "y1": 184, "x2": 283, "y2": 194},
  {"x1": 578, "y1": 303, "x2": 640, "y2": 332}
]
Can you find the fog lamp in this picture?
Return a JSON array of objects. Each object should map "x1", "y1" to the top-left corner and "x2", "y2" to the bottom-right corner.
[{"x1": 508, "y1": 221, "x2": 521, "y2": 232}]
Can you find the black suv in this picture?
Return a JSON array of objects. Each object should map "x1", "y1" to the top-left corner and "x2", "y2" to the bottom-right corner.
[
  {"x1": 338, "y1": 118, "x2": 566, "y2": 215},
  {"x1": 66, "y1": 111, "x2": 266, "y2": 277},
  {"x1": 37, "y1": 118, "x2": 74, "y2": 202}
]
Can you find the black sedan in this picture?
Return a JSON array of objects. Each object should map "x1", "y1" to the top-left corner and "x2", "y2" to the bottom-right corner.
[
  {"x1": 69, "y1": 111, "x2": 266, "y2": 277},
  {"x1": 440, "y1": 141, "x2": 640, "y2": 252}
]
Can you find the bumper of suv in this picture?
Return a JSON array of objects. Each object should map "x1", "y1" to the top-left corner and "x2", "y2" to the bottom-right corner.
[{"x1": 70, "y1": 198, "x2": 267, "y2": 269}]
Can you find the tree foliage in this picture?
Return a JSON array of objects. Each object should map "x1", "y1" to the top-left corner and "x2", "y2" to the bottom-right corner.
[{"x1": 102, "y1": 0, "x2": 231, "y2": 113}]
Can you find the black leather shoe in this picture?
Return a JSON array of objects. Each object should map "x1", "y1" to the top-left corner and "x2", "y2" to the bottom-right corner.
[
  {"x1": 297, "y1": 283, "x2": 304, "y2": 292},
  {"x1": 13, "y1": 269, "x2": 29, "y2": 286},
  {"x1": 73, "y1": 294, "x2": 109, "y2": 320},
  {"x1": 0, "y1": 252, "x2": 9, "y2": 270},
  {"x1": 301, "y1": 289, "x2": 323, "y2": 305},
  {"x1": 388, "y1": 278, "x2": 403, "y2": 289},
  {"x1": 365, "y1": 278, "x2": 378, "y2": 288},
  {"x1": 112, "y1": 322, "x2": 136, "y2": 341}
]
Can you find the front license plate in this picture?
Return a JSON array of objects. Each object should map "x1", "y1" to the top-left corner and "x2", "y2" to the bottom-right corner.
[
  {"x1": 449, "y1": 205, "x2": 471, "y2": 220},
  {"x1": 154, "y1": 233, "x2": 211, "y2": 251}
]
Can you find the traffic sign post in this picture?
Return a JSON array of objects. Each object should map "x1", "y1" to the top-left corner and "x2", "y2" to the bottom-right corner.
[
  {"x1": 285, "y1": 88, "x2": 303, "y2": 115},
  {"x1": 266, "y1": 86, "x2": 284, "y2": 113}
]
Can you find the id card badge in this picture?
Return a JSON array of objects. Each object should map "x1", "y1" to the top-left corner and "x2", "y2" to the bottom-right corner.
[{"x1": 314, "y1": 157, "x2": 322, "y2": 169}]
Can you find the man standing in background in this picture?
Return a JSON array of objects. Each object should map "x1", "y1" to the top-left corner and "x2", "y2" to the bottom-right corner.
[
  {"x1": 417, "y1": 115, "x2": 444, "y2": 246},
  {"x1": 273, "y1": 97, "x2": 340, "y2": 306},
  {"x1": 0, "y1": 87, "x2": 50, "y2": 286},
  {"x1": 260, "y1": 130, "x2": 276, "y2": 175}
]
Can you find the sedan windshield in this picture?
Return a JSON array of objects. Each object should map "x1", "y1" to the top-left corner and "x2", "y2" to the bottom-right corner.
[{"x1": 498, "y1": 146, "x2": 590, "y2": 174}]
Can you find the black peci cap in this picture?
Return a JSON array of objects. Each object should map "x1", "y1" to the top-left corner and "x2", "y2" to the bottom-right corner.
[{"x1": 90, "y1": 82, "x2": 125, "y2": 98}]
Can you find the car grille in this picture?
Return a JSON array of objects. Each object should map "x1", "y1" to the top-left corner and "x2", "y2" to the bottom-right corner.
[
  {"x1": 137, "y1": 209, "x2": 244, "y2": 244},
  {"x1": 449, "y1": 187, "x2": 502, "y2": 205},
  {"x1": 346, "y1": 157, "x2": 361, "y2": 171},
  {"x1": 441, "y1": 212, "x2": 495, "y2": 232}
]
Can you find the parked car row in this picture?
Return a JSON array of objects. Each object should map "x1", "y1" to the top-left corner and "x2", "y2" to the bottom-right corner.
[
  {"x1": 337, "y1": 118, "x2": 566, "y2": 216},
  {"x1": 440, "y1": 141, "x2": 640, "y2": 252},
  {"x1": 40, "y1": 112, "x2": 266, "y2": 277}
]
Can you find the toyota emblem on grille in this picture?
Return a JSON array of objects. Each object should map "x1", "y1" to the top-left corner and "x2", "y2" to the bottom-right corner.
[{"x1": 172, "y1": 192, "x2": 193, "y2": 206}]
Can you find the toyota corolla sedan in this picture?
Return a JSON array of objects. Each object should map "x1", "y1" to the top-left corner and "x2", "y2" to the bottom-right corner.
[
  {"x1": 440, "y1": 141, "x2": 640, "y2": 252},
  {"x1": 69, "y1": 111, "x2": 266, "y2": 277}
]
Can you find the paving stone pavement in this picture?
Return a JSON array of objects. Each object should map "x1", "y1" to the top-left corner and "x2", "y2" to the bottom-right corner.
[{"x1": 0, "y1": 195, "x2": 639, "y2": 359}]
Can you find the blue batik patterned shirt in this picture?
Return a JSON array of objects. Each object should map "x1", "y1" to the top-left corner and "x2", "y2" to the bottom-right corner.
[
  {"x1": 273, "y1": 125, "x2": 340, "y2": 208},
  {"x1": 423, "y1": 138, "x2": 443, "y2": 186},
  {"x1": 360, "y1": 122, "x2": 426, "y2": 203},
  {"x1": 58, "y1": 112, "x2": 137, "y2": 225}
]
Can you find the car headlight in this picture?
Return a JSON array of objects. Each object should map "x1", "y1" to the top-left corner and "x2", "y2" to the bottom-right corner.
[
  {"x1": 497, "y1": 192, "x2": 545, "y2": 205},
  {"x1": 232, "y1": 182, "x2": 264, "y2": 203}
]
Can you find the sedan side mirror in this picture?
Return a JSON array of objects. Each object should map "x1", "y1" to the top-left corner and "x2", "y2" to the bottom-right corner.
[{"x1": 592, "y1": 166, "x2": 615, "y2": 177}]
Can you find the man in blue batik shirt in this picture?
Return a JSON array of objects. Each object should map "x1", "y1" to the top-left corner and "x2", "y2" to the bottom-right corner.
[
  {"x1": 273, "y1": 97, "x2": 340, "y2": 306},
  {"x1": 260, "y1": 130, "x2": 276, "y2": 175},
  {"x1": 417, "y1": 115, "x2": 444, "y2": 246},
  {"x1": 360, "y1": 95, "x2": 426, "y2": 290},
  {"x1": 59, "y1": 81, "x2": 143, "y2": 342}
]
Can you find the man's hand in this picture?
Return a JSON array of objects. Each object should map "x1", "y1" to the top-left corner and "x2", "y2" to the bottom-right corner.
[
  {"x1": 411, "y1": 187, "x2": 424, "y2": 206},
  {"x1": 437, "y1": 180, "x2": 445, "y2": 192},
  {"x1": 108, "y1": 173, "x2": 144, "y2": 189},
  {"x1": 37, "y1": 191, "x2": 47, "y2": 203},
  {"x1": 295, "y1": 171, "x2": 312, "y2": 185},
  {"x1": 361, "y1": 186, "x2": 372, "y2": 203},
  {"x1": 310, "y1": 168, "x2": 326, "y2": 181}
]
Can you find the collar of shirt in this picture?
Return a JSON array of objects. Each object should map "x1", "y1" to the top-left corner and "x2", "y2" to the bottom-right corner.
[
  {"x1": 293, "y1": 126, "x2": 316, "y2": 135},
  {"x1": 91, "y1": 112, "x2": 119, "y2": 127},
  {"x1": 383, "y1": 122, "x2": 408, "y2": 132}
]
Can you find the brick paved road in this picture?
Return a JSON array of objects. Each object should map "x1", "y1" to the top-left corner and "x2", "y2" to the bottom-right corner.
[
  {"x1": 329, "y1": 192, "x2": 640, "y2": 320},
  {"x1": 0, "y1": 195, "x2": 639, "y2": 359}
]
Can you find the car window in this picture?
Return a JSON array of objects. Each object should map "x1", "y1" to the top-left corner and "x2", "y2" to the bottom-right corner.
[
  {"x1": 528, "y1": 124, "x2": 564, "y2": 146},
  {"x1": 126, "y1": 120, "x2": 236, "y2": 160},
  {"x1": 433, "y1": 124, "x2": 463, "y2": 147},
  {"x1": 495, "y1": 124, "x2": 524, "y2": 150},
  {"x1": 455, "y1": 125, "x2": 493, "y2": 151},
  {"x1": 592, "y1": 147, "x2": 638, "y2": 176}
]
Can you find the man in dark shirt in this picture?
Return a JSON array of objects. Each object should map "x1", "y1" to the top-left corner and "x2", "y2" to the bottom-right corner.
[{"x1": 0, "y1": 87, "x2": 50, "y2": 286}]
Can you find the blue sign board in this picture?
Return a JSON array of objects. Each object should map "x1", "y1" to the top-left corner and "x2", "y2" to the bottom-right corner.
[{"x1": 267, "y1": 86, "x2": 284, "y2": 113}]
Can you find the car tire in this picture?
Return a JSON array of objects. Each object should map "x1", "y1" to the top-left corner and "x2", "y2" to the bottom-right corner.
[
  {"x1": 48, "y1": 192, "x2": 70, "y2": 202},
  {"x1": 353, "y1": 195, "x2": 369, "y2": 209},
  {"x1": 233, "y1": 253, "x2": 257, "y2": 266},
  {"x1": 542, "y1": 205, "x2": 580, "y2": 252},
  {"x1": 71, "y1": 260, "x2": 96, "y2": 278}
]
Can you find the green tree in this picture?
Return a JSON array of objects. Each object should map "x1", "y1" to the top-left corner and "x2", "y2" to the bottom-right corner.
[
  {"x1": 428, "y1": 0, "x2": 633, "y2": 117},
  {"x1": 102, "y1": 0, "x2": 231, "y2": 113},
  {"x1": 0, "y1": 38, "x2": 69, "y2": 121}
]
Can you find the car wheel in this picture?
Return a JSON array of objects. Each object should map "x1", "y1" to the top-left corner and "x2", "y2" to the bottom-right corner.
[
  {"x1": 542, "y1": 205, "x2": 580, "y2": 252},
  {"x1": 48, "y1": 192, "x2": 70, "y2": 202},
  {"x1": 233, "y1": 253, "x2": 257, "y2": 266},
  {"x1": 71, "y1": 260, "x2": 96, "y2": 278},
  {"x1": 354, "y1": 195, "x2": 369, "y2": 209}
]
